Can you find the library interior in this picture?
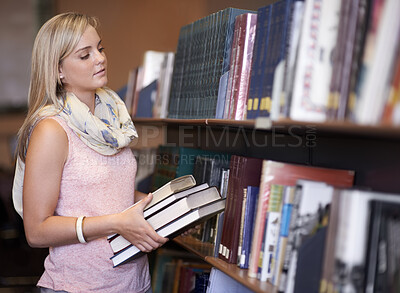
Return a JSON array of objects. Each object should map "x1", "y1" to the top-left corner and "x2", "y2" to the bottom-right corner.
[{"x1": 1, "y1": 0, "x2": 400, "y2": 292}]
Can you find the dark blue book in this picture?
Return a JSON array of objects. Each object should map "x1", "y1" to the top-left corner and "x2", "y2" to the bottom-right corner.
[
  {"x1": 213, "y1": 211, "x2": 225, "y2": 258},
  {"x1": 135, "y1": 80, "x2": 157, "y2": 118},
  {"x1": 239, "y1": 185, "x2": 259, "y2": 269},
  {"x1": 178, "y1": 23, "x2": 194, "y2": 119},
  {"x1": 247, "y1": 5, "x2": 273, "y2": 119},
  {"x1": 259, "y1": 0, "x2": 292, "y2": 118},
  {"x1": 168, "y1": 24, "x2": 192, "y2": 119}
]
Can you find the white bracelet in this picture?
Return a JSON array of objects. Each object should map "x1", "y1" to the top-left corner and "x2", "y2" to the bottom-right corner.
[{"x1": 76, "y1": 216, "x2": 87, "y2": 243}]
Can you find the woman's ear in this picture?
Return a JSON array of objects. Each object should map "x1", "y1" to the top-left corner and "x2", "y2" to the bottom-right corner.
[{"x1": 59, "y1": 66, "x2": 64, "y2": 80}]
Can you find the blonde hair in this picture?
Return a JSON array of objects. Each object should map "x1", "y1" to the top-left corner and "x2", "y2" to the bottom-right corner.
[{"x1": 17, "y1": 12, "x2": 99, "y2": 162}]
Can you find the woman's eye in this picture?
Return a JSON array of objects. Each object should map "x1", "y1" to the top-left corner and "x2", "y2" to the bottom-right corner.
[
  {"x1": 80, "y1": 54, "x2": 90, "y2": 60},
  {"x1": 99, "y1": 47, "x2": 105, "y2": 53}
]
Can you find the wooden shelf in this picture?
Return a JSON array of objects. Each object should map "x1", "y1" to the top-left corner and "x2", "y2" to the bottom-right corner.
[
  {"x1": 174, "y1": 236, "x2": 276, "y2": 293},
  {"x1": 205, "y1": 257, "x2": 276, "y2": 293},
  {"x1": 132, "y1": 117, "x2": 400, "y2": 140},
  {"x1": 174, "y1": 235, "x2": 214, "y2": 259}
]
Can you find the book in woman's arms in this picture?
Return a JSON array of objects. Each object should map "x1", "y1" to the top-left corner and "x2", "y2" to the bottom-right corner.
[
  {"x1": 107, "y1": 175, "x2": 197, "y2": 241},
  {"x1": 146, "y1": 174, "x2": 196, "y2": 209},
  {"x1": 144, "y1": 182, "x2": 209, "y2": 218},
  {"x1": 109, "y1": 184, "x2": 218, "y2": 254},
  {"x1": 111, "y1": 198, "x2": 226, "y2": 267}
]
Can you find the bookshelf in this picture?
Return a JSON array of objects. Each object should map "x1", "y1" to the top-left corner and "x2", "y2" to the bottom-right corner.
[
  {"x1": 175, "y1": 235, "x2": 275, "y2": 293},
  {"x1": 133, "y1": 117, "x2": 400, "y2": 140},
  {"x1": 132, "y1": 117, "x2": 400, "y2": 292}
]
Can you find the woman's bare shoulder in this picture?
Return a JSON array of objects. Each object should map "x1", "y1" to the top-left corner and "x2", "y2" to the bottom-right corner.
[
  {"x1": 31, "y1": 117, "x2": 67, "y2": 140},
  {"x1": 27, "y1": 117, "x2": 68, "y2": 162}
]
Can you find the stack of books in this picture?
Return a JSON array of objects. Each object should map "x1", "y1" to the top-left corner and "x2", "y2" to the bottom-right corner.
[{"x1": 108, "y1": 175, "x2": 226, "y2": 267}]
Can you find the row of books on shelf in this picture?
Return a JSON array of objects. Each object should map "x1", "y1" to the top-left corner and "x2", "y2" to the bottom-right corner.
[
  {"x1": 124, "y1": 0, "x2": 400, "y2": 126},
  {"x1": 150, "y1": 247, "x2": 254, "y2": 293},
  {"x1": 119, "y1": 145, "x2": 400, "y2": 292},
  {"x1": 149, "y1": 247, "x2": 212, "y2": 293}
]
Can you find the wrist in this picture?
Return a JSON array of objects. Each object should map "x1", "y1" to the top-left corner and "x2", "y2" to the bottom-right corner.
[{"x1": 110, "y1": 212, "x2": 124, "y2": 235}]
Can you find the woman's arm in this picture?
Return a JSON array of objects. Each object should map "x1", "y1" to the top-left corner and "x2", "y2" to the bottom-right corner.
[{"x1": 23, "y1": 118, "x2": 167, "y2": 252}]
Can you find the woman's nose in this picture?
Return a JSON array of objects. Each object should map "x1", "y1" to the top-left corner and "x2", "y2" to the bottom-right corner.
[{"x1": 95, "y1": 50, "x2": 106, "y2": 64}]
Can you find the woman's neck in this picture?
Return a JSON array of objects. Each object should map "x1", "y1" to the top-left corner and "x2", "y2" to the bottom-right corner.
[{"x1": 69, "y1": 89, "x2": 96, "y2": 113}]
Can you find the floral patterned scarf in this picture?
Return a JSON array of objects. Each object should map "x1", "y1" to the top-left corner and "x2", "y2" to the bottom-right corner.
[{"x1": 12, "y1": 87, "x2": 138, "y2": 217}]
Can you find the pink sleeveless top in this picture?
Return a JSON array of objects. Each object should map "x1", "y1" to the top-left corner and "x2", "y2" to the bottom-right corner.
[{"x1": 37, "y1": 116, "x2": 150, "y2": 293}]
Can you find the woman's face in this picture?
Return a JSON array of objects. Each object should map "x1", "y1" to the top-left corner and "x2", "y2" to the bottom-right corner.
[{"x1": 59, "y1": 25, "x2": 107, "y2": 97}]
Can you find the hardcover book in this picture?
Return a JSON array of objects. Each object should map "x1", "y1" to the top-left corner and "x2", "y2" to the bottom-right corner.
[
  {"x1": 328, "y1": 189, "x2": 400, "y2": 292},
  {"x1": 247, "y1": 5, "x2": 272, "y2": 119},
  {"x1": 111, "y1": 198, "x2": 226, "y2": 267},
  {"x1": 258, "y1": 0, "x2": 292, "y2": 118},
  {"x1": 218, "y1": 155, "x2": 263, "y2": 264},
  {"x1": 289, "y1": 0, "x2": 341, "y2": 122},
  {"x1": 110, "y1": 184, "x2": 217, "y2": 254},
  {"x1": 223, "y1": 13, "x2": 257, "y2": 120},
  {"x1": 239, "y1": 185, "x2": 259, "y2": 269},
  {"x1": 353, "y1": 0, "x2": 400, "y2": 124},
  {"x1": 107, "y1": 174, "x2": 196, "y2": 243}
]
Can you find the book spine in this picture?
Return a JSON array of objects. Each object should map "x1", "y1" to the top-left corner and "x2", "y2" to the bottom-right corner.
[
  {"x1": 272, "y1": 186, "x2": 295, "y2": 286},
  {"x1": 344, "y1": 0, "x2": 369, "y2": 121},
  {"x1": 353, "y1": 0, "x2": 400, "y2": 125},
  {"x1": 279, "y1": 0, "x2": 305, "y2": 119},
  {"x1": 240, "y1": 185, "x2": 259, "y2": 269},
  {"x1": 237, "y1": 187, "x2": 248, "y2": 265},
  {"x1": 229, "y1": 157, "x2": 263, "y2": 264},
  {"x1": 260, "y1": 184, "x2": 284, "y2": 282},
  {"x1": 326, "y1": 0, "x2": 351, "y2": 120},
  {"x1": 277, "y1": 186, "x2": 301, "y2": 293},
  {"x1": 224, "y1": 14, "x2": 242, "y2": 119},
  {"x1": 247, "y1": 5, "x2": 272, "y2": 119},
  {"x1": 381, "y1": 48, "x2": 400, "y2": 124},
  {"x1": 248, "y1": 161, "x2": 270, "y2": 278},
  {"x1": 158, "y1": 53, "x2": 175, "y2": 118},
  {"x1": 168, "y1": 24, "x2": 191, "y2": 119},
  {"x1": 226, "y1": 155, "x2": 245, "y2": 263},
  {"x1": 232, "y1": 13, "x2": 258, "y2": 120},
  {"x1": 289, "y1": 0, "x2": 342, "y2": 122},
  {"x1": 319, "y1": 190, "x2": 341, "y2": 293},
  {"x1": 259, "y1": 0, "x2": 291, "y2": 118},
  {"x1": 213, "y1": 211, "x2": 225, "y2": 257},
  {"x1": 219, "y1": 155, "x2": 239, "y2": 261}
]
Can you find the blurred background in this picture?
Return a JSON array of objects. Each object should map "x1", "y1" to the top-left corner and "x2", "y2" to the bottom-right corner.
[{"x1": 0, "y1": 0, "x2": 269, "y2": 292}]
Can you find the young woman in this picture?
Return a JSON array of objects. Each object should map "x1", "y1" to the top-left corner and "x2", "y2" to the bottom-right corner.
[{"x1": 12, "y1": 12, "x2": 167, "y2": 293}]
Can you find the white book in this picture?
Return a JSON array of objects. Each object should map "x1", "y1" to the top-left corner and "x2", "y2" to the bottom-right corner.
[
  {"x1": 354, "y1": 0, "x2": 400, "y2": 124},
  {"x1": 111, "y1": 199, "x2": 226, "y2": 267},
  {"x1": 145, "y1": 174, "x2": 196, "y2": 209},
  {"x1": 290, "y1": 0, "x2": 341, "y2": 122},
  {"x1": 141, "y1": 50, "x2": 168, "y2": 88},
  {"x1": 107, "y1": 175, "x2": 196, "y2": 241},
  {"x1": 333, "y1": 189, "x2": 400, "y2": 292},
  {"x1": 153, "y1": 52, "x2": 175, "y2": 118},
  {"x1": 285, "y1": 180, "x2": 334, "y2": 293},
  {"x1": 110, "y1": 185, "x2": 217, "y2": 253},
  {"x1": 143, "y1": 182, "x2": 209, "y2": 218}
]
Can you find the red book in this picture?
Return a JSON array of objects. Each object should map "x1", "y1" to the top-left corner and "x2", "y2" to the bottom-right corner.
[
  {"x1": 219, "y1": 155, "x2": 263, "y2": 264},
  {"x1": 224, "y1": 13, "x2": 258, "y2": 120},
  {"x1": 247, "y1": 160, "x2": 355, "y2": 278}
]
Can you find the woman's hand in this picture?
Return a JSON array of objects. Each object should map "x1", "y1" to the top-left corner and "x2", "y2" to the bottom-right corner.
[{"x1": 118, "y1": 193, "x2": 168, "y2": 252}]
